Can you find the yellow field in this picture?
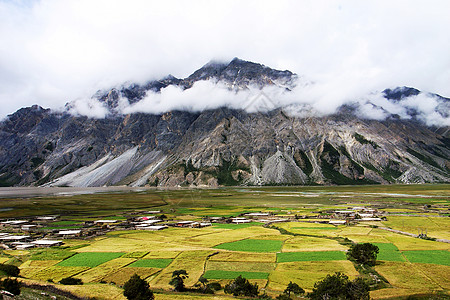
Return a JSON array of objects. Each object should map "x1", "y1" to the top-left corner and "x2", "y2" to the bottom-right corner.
[
  {"x1": 150, "y1": 250, "x2": 215, "y2": 289},
  {"x1": 375, "y1": 262, "x2": 443, "y2": 291},
  {"x1": 382, "y1": 216, "x2": 450, "y2": 240},
  {"x1": 74, "y1": 258, "x2": 136, "y2": 283},
  {"x1": 408, "y1": 263, "x2": 450, "y2": 290},
  {"x1": 281, "y1": 235, "x2": 347, "y2": 252},
  {"x1": 206, "y1": 261, "x2": 275, "y2": 273},
  {"x1": 58, "y1": 283, "x2": 127, "y2": 300},
  {"x1": 103, "y1": 267, "x2": 161, "y2": 285},
  {"x1": 29, "y1": 266, "x2": 90, "y2": 282},
  {"x1": 268, "y1": 260, "x2": 358, "y2": 291},
  {"x1": 143, "y1": 251, "x2": 181, "y2": 259}
]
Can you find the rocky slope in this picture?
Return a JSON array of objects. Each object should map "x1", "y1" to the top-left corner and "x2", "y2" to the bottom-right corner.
[{"x1": 0, "y1": 59, "x2": 449, "y2": 187}]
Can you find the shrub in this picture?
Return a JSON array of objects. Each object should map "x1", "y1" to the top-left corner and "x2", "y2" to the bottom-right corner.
[
  {"x1": 0, "y1": 264, "x2": 20, "y2": 277},
  {"x1": 123, "y1": 274, "x2": 154, "y2": 300},
  {"x1": 59, "y1": 277, "x2": 83, "y2": 285},
  {"x1": 0, "y1": 278, "x2": 21, "y2": 295},
  {"x1": 309, "y1": 272, "x2": 370, "y2": 300},
  {"x1": 169, "y1": 270, "x2": 188, "y2": 292},
  {"x1": 224, "y1": 275, "x2": 259, "y2": 298},
  {"x1": 348, "y1": 243, "x2": 379, "y2": 266}
]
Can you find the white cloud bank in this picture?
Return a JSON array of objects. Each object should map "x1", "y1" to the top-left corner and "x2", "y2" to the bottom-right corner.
[
  {"x1": 66, "y1": 79, "x2": 449, "y2": 127},
  {"x1": 1, "y1": 0, "x2": 450, "y2": 127}
]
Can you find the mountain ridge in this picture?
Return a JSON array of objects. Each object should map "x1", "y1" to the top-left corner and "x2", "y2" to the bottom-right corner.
[{"x1": 0, "y1": 58, "x2": 449, "y2": 187}]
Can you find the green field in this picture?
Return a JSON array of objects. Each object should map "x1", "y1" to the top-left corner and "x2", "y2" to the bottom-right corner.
[
  {"x1": 203, "y1": 270, "x2": 269, "y2": 279},
  {"x1": 128, "y1": 259, "x2": 173, "y2": 268},
  {"x1": 402, "y1": 250, "x2": 450, "y2": 266},
  {"x1": 373, "y1": 243, "x2": 406, "y2": 262},
  {"x1": 214, "y1": 239, "x2": 283, "y2": 252},
  {"x1": 57, "y1": 252, "x2": 124, "y2": 268},
  {"x1": 277, "y1": 251, "x2": 347, "y2": 263}
]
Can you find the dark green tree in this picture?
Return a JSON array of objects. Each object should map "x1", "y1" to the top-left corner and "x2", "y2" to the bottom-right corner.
[
  {"x1": 0, "y1": 264, "x2": 20, "y2": 277},
  {"x1": 224, "y1": 275, "x2": 259, "y2": 297},
  {"x1": 169, "y1": 270, "x2": 188, "y2": 292},
  {"x1": 347, "y1": 277, "x2": 370, "y2": 300},
  {"x1": 59, "y1": 277, "x2": 83, "y2": 285},
  {"x1": 309, "y1": 272, "x2": 370, "y2": 300},
  {"x1": 195, "y1": 276, "x2": 214, "y2": 294},
  {"x1": 309, "y1": 272, "x2": 349, "y2": 300},
  {"x1": 123, "y1": 274, "x2": 154, "y2": 300},
  {"x1": 348, "y1": 243, "x2": 379, "y2": 266},
  {"x1": 0, "y1": 278, "x2": 21, "y2": 295},
  {"x1": 284, "y1": 281, "x2": 304, "y2": 297},
  {"x1": 207, "y1": 281, "x2": 222, "y2": 291}
]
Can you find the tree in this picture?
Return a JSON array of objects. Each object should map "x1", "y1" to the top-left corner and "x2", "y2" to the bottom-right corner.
[
  {"x1": 347, "y1": 277, "x2": 370, "y2": 300},
  {"x1": 0, "y1": 278, "x2": 21, "y2": 295},
  {"x1": 207, "y1": 281, "x2": 222, "y2": 291},
  {"x1": 283, "y1": 281, "x2": 304, "y2": 297},
  {"x1": 123, "y1": 274, "x2": 154, "y2": 300},
  {"x1": 224, "y1": 275, "x2": 259, "y2": 298},
  {"x1": 309, "y1": 272, "x2": 349, "y2": 300},
  {"x1": 195, "y1": 276, "x2": 214, "y2": 294},
  {"x1": 59, "y1": 277, "x2": 83, "y2": 285},
  {"x1": 309, "y1": 272, "x2": 370, "y2": 300},
  {"x1": 0, "y1": 264, "x2": 20, "y2": 277},
  {"x1": 169, "y1": 270, "x2": 188, "y2": 292},
  {"x1": 347, "y1": 243, "x2": 379, "y2": 266}
]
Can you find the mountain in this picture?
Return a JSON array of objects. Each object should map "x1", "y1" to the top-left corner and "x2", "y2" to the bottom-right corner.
[{"x1": 0, "y1": 58, "x2": 449, "y2": 187}]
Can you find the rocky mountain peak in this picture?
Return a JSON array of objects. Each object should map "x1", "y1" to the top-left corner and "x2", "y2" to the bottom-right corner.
[{"x1": 1, "y1": 59, "x2": 448, "y2": 188}]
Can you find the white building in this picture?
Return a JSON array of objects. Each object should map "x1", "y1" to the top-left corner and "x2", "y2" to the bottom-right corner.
[
  {"x1": 231, "y1": 218, "x2": 251, "y2": 224},
  {"x1": 31, "y1": 239, "x2": 63, "y2": 247}
]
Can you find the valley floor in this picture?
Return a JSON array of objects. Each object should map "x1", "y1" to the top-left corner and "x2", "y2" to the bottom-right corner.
[{"x1": 0, "y1": 184, "x2": 448, "y2": 299}]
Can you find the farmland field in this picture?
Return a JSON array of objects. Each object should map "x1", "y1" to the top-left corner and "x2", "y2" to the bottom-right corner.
[
  {"x1": 203, "y1": 270, "x2": 269, "y2": 279},
  {"x1": 214, "y1": 239, "x2": 283, "y2": 252},
  {"x1": 402, "y1": 250, "x2": 450, "y2": 266},
  {"x1": 277, "y1": 251, "x2": 346, "y2": 263},
  {"x1": 128, "y1": 258, "x2": 173, "y2": 268},
  {"x1": 0, "y1": 184, "x2": 448, "y2": 299},
  {"x1": 57, "y1": 252, "x2": 124, "y2": 268}
]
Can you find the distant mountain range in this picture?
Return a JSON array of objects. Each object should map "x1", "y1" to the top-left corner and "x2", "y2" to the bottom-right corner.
[{"x1": 0, "y1": 58, "x2": 449, "y2": 187}]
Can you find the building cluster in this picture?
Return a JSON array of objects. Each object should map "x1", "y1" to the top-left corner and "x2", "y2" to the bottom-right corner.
[
  {"x1": 328, "y1": 207, "x2": 384, "y2": 225},
  {"x1": 0, "y1": 209, "x2": 317, "y2": 250}
]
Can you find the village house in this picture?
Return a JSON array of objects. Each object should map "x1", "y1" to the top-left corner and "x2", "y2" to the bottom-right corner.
[
  {"x1": 231, "y1": 217, "x2": 251, "y2": 224},
  {"x1": 0, "y1": 235, "x2": 31, "y2": 242},
  {"x1": 329, "y1": 220, "x2": 347, "y2": 225},
  {"x1": 138, "y1": 225, "x2": 168, "y2": 231},
  {"x1": 11, "y1": 242, "x2": 35, "y2": 250},
  {"x1": 31, "y1": 239, "x2": 63, "y2": 247},
  {"x1": 175, "y1": 221, "x2": 195, "y2": 227},
  {"x1": 94, "y1": 220, "x2": 119, "y2": 225},
  {"x1": 36, "y1": 216, "x2": 58, "y2": 221},
  {"x1": 58, "y1": 230, "x2": 81, "y2": 238},
  {"x1": 190, "y1": 222, "x2": 212, "y2": 228}
]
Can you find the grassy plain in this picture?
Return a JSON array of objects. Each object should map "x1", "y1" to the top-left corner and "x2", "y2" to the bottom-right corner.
[{"x1": 0, "y1": 184, "x2": 448, "y2": 299}]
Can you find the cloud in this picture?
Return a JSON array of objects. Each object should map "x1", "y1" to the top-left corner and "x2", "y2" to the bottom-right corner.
[
  {"x1": 66, "y1": 77, "x2": 448, "y2": 127},
  {"x1": 1, "y1": 0, "x2": 450, "y2": 126}
]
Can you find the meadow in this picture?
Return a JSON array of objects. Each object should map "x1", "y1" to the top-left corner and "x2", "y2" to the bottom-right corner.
[{"x1": 0, "y1": 184, "x2": 448, "y2": 299}]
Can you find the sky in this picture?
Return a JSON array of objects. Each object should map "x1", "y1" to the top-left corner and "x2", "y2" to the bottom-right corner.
[{"x1": 1, "y1": 0, "x2": 450, "y2": 122}]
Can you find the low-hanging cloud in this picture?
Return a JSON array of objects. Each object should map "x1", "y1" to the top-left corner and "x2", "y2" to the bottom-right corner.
[
  {"x1": 1, "y1": 0, "x2": 450, "y2": 127},
  {"x1": 66, "y1": 78, "x2": 450, "y2": 127}
]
